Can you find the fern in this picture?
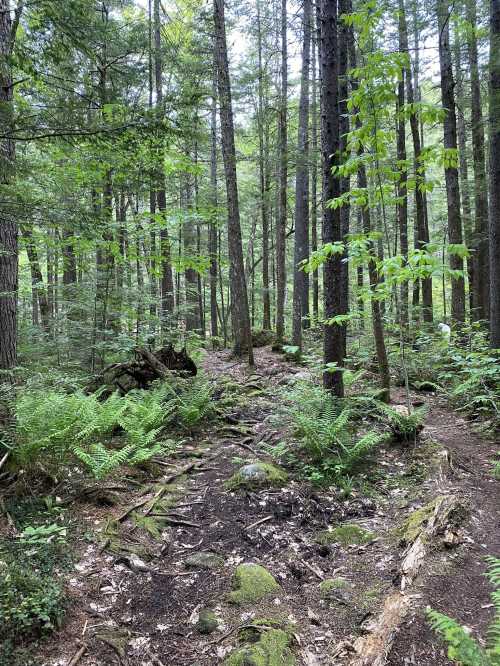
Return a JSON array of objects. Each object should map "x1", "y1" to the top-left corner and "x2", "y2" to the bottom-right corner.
[
  {"x1": 374, "y1": 402, "x2": 427, "y2": 441},
  {"x1": 288, "y1": 383, "x2": 388, "y2": 483},
  {"x1": 428, "y1": 558, "x2": 500, "y2": 666}
]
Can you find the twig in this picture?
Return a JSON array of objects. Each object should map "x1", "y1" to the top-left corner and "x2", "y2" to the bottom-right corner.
[
  {"x1": 68, "y1": 643, "x2": 87, "y2": 666},
  {"x1": 246, "y1": 515, "x2": 273, "y2": 530},
  {"x1": 0, "y1": 451, "x2": 9, "y2": 472},
  {"x1": 300, "y1": 558, "x2": 324, "y2": 581}
]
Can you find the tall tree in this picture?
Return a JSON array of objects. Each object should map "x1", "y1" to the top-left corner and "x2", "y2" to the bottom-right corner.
[
  {"x1": 466, "y1": 0, "x2": 490, "y2": 321},
  {"x1": 292, "y1": 0, "x2": 311, "y2": 350},
  {"x1": 153, "y1": 0, "x2": 175, "y2": 331},
  {"x1": 397, "y1": 2, "x2": 409, "y2": 328},
  {"x1": 319, "y1": 0, "x2": 344, "y2": 397},
  {"x1": 0, "y1": 0, "x2": 21, "y2": 375},
  {"x1": 213, "y1": 0, "x2": 254, "y2": 363},
  {"x1": 437, "y1": 0, "x2": 466, "y2": 323},
  {"x1": 399, "y1": 0, "x2": 433, "y2": 323},
  {"x1": 276, "y1": 0, "x2": 288, "y2": 345},
  {"x1": 310, "y1": 21, "x2": 319, "y2": 323},
  {"x1": 256, "y1": 0, "x2": 271, "y2": 331},
  {"x1": 209, "y1": 57, "x2": 219, "y2": 339},
  {"x1": 490, "y1": 0, "x2": 500, "y2": 347}
]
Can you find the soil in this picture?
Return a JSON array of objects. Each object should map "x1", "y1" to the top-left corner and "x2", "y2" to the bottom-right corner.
[{"x1": 30, "y1": 346, "x2": 499, "y2": 666}]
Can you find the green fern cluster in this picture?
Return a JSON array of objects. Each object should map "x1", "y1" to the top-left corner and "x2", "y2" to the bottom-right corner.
[
  {"x1": 288, "y1": 383, "x2": 389, "y2": 482},
  {"x1": 13, "y1": 375, "x2": 215, "y2": 479},
  {"x1": 428, "y1": 557, "x2": 500, "y2": 666},
  {"x1": 374, "y1": 402, "x2": 428, "y2": 441}
]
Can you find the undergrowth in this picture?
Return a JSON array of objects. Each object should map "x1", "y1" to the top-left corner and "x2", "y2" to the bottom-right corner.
[
  {"x1": 427, "y1": 557, "x2": 500, "y2": 665},
  {"x1": 9, "y1": 374, "x2": 215, "y2": 479}
]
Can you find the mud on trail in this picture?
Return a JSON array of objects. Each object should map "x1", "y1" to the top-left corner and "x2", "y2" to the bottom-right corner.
[{"x1": 38, "y1": 347, "x2": 499, "y2": 666}]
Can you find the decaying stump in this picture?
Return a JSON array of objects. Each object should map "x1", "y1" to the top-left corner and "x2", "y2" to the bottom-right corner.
[
  {"x1": 350, "y1": 494, "x2": 467, "y2": 666},
  {"x1": 87, "y1": 345, "x2": 197, "y2": 396}
]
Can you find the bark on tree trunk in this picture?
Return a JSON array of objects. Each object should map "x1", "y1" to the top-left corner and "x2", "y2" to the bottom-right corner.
[
  {"x1": 292, "y1": 0, "x2": 311, "y2": 350},
  {"x1": 397, "y1": 6, "x2": 409, "y2": 329},
  {"x1": 489, "y1": 0, "x2": 500, "y2": 347},
  {"x1": 213, "y1": 0, "x2": 254, "y2": 364},
  {"x1": 0, "y1": 0, "x2": 19, "y2": 375},
  {"x1": 311, "y1": 21, "x2": 319, "y2": 324},
  {"x1": 319, "y1": 0, "x2": 344, "y2": 397},
  {"x1": 453, "y1": 34, "x2": 474, "y2": 318},
  {"x1": 276, "y1": 0, "x2": 288, "y2": 345},
  {"x1": 210, "y1": 60, "x2": 219, "y2": 340},
  {"x1": 21, "y1": 225, "x2": 50, "y2": 333},
  {"x1": 154, "y1": 0, "x2": 174, "y2": 333},
  {"x1": 400, "y1": 0, "x2": 433, "y2": 323},
  {"x1": 256, "y1": 0, "x2": 272, "y2": 332},
  {"x1": 437, "y1": 0, "x2": 466, "y2": 324},
  {"x1": 466, "y1": 0, "x2": 490, "y2": 322}
]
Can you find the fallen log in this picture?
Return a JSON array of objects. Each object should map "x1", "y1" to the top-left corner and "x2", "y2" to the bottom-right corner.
[
  {"x1": 350, "y1": 494, "x2": 466, "y2": 666},
  {"x1": 86, "y1": 344, "x2": 197, "y2": 396}
]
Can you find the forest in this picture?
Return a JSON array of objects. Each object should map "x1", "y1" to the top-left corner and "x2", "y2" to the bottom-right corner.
[{"x1": 0, "y1": 0, "x2": 499, "y2": 664}]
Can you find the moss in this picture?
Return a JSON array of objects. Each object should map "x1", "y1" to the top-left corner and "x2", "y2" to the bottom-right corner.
[
  {"x1": 228, "y1": 564, "x2": 280, "y2": 605},
  {"x1": 224, "y1": 628, "x2": 295, "y2": 666},
  {"x1": 225, "y1": 463, "x2": 288, "y2": 491},
  {"x1": 196, "y1": 609, "x2": 218, "y2": 635},
  {"x1": 398, "y1": 498, "x2": 440, "y2": 544},
  {"x1": 319, "y1": 577, "x2": 350, "y2": 597},
  {"x1": 316, "y1": 524, "x2": 374, "y2": 547}
]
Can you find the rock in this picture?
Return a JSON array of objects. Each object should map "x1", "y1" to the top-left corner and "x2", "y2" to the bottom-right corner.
[
  {"x1": 319, "y1": 578, "x2": 354, "y2": 605},
  {"x1": 316, "y1": 523, "x2": 374, "y2": 547},
  {"x1": 115, "y1": 553, "x2": 150, "y2": 573},
  {"x1": 225, "y1": 463, "x2": 288, "y2": 491},
  {"x1": 228, "y1": 563, "x2": 280, "y2": 605},
  {"x1": 185, "y1": 551, "x2": 225, "y2": 570},
  {"x1": 224, "y1": 628, "x2": 295, "y2": 666},
  {"x1": 196, "y1": 609, "x2": 219, "y2": 634}
]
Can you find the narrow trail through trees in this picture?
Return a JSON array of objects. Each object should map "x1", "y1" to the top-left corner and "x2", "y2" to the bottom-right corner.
[{"x1": 41, "y1": 348, "x2": 499, "y2": 666}]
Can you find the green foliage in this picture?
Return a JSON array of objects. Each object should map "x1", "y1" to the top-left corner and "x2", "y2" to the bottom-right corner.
[
  {"x1": 288, "y1": 383, "x2": 390, "y2": 483},
  {"x1": 373, "y1": 403, "x2": 427, "y2": 441},
  {"x1": 13, "y1": 375, "x2": 215, "y2": 478},
  {"x1": 427, "y1": 557, "x2": 500, "y2": 666}
]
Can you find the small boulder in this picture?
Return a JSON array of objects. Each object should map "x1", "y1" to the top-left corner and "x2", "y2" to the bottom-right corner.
[
  {"x1": 225, "y1": 463, "x2": 288, "y2": 491},
  {"x1": 224, "y1": 628, "x2": 294, "y2": 665},
  {"x1": 185, "y1": 551, "x2": 225, "y2": 570},
  {"x1": 316, "y1": 523, "x2": 374, "y2": 547},
  {"x1": 196, "y1": 609, "x2": 219, "y2": 634},
  {"x1": 228, "y1": 563, "x2": 280, "y2": 605}
]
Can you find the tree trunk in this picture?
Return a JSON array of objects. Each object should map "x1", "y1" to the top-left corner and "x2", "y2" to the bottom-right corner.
[
  {"x1": 209, "y1": 58, "x2": 219, "y2": 339},
  {"x1": 0, "y1": 0, "x2": 19, "y2": 374},
  {"x1": 213, "y1": 0, "x2": 253, "y2": 364},
  {"x1": 21, "y1": 225, "x2": 50, "y2": 332},
  {"x1": 153, "y1": 0, "x2": 174, "y2": 333},
  {"x1": 437, "y1": 0, "x2": 466, "y2": 324},
  {"x1": 453, "y1": 33, "x2": 474, "y2": 317},
  {"x1": 466, "y1": 0, "x2": 490, "y2": 321},
  {"x1": 311, "y1": 21, "x2": 319, "y2": 324},
  {"x1": 400, "y1": 0, "x2": 433, "y2": 323},
  {"x1": 489, "y1": 0, "x2": 500, "y2": 347},
  {"x1": 257, "y1": 0, "x2": 271, "y2": 331},
  {"x1": 292, "y1": 0, "x2": 311, "y2": 350},
  {"x1": 319, "y1": 0, "x2": 344, "y2": 397},
  {"x1": 397, "y1": 5, "x2": 409, "y2": 329},
  {"x1": 276, "y1": 0, "x2": 288, "y2": 345}
]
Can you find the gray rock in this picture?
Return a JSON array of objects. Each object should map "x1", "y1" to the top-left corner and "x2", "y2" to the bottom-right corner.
[{"x1": 185, "y1": 551, "x2": 224, "y2": 570}]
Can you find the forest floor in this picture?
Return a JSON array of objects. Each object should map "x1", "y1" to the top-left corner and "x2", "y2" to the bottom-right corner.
[{"x1": 36, "y1": 346, "x2": 499, "y2": 666}]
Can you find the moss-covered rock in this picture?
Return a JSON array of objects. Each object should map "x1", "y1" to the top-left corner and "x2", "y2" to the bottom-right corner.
[
  {"x1": 196, "y1": 609, "x2": 218, "y2": 634},
  {"x1": 316, "y1": 523, "x2": 374, "y2": 547},
  {"x1": 185, "y1": 551, "x2": 224, "y2": 570},
  {"x1": 224, "y1": 628, "x2": 295, "y2": 666},
  {"x1": 225, "y1": 463, "x2": 288, "y2": 491},
  {"x1": 228, "y1": 564, "x2": 280, "y2": 605},
  {"x1": 319, "y1": 577, "x2": 350, "y2": 597}
]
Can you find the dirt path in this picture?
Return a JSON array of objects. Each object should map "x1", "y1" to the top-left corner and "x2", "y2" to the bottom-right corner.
[{"x1": 40, "y1": 347, "x2": 499, "y2": 666}]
